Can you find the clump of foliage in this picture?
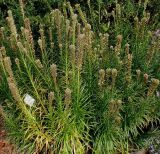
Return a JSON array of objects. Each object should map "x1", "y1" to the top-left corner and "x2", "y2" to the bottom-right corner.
[{"x1": 0, "y1": 1, "x2": 160, "y2": 153}]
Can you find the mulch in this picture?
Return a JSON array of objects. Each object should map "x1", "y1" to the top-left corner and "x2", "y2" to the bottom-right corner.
[{"x1": 0, "y1": 116, "x2": 16, "y2": 154}]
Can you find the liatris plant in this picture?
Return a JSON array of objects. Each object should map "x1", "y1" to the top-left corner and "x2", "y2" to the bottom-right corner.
[{"x1": 0, "y1": 2, "x2": 160, "y2": 154}]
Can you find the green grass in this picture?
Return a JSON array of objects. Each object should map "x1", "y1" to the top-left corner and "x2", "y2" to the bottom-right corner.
[{"x1": 0, "y1": 0, "x2": 160, "y2": 153}]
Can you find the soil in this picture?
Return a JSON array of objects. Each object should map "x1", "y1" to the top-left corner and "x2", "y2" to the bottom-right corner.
[{"x1": 0, "y1": 116, "x2": 16, "y2": 154}]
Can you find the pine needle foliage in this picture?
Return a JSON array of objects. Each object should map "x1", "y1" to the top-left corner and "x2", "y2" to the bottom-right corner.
[{"x1": 0, "y1": 1, "x2": 160, "y2": 153}]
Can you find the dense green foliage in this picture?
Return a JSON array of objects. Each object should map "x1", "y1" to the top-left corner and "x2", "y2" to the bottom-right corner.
[{"x1": 0, "y1": 0, "x2": 160, "y2": 153}]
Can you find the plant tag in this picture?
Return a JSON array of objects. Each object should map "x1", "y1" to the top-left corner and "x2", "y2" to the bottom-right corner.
[
  {"x1": 156, "y1": 91, "x2": 160, "y2": 98},
  {"x1": 24, "y1": 94, "x2": 35, "y2": 107}
]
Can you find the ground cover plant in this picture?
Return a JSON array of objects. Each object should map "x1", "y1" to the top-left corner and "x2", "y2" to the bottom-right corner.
[{"x1": 0, "y1": 0, "x2": 160, "y2": 153}]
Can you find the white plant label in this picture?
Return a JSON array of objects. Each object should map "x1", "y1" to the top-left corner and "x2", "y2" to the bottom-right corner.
[
  {"x1": 156, "y1": 91, "x2": 160, "y2": 98},
  {"x1": 24, "y1": 94, "x2": 35, "y2": 107}
]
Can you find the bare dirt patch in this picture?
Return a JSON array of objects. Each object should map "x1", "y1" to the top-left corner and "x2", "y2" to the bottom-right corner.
[{"x1": 0, "y1": 116, "x2": 16, "y2": 154}]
